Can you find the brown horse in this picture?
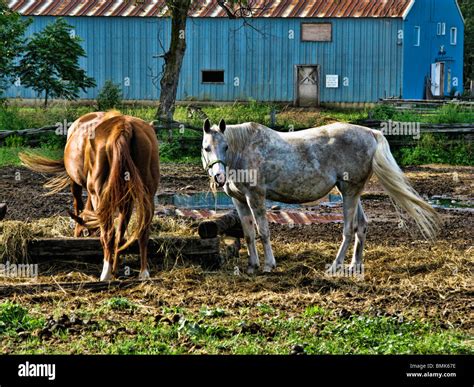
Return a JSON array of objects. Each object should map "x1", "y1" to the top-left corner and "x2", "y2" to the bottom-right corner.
[{"x1": 20, "y1": 111, "x2": 160, "y2": 281}]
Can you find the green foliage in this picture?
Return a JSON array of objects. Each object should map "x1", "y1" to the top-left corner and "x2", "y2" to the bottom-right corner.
[
  {"x1": 458, "y1": 0, "x2": 474, "y2": 86},
  {"x1": 16, "y1": 18, "x2": 96, "y2": 107},
  {"x1": 4, "y1": 134, "x2": 25, "y2": 147},
  {"x1": 304, "y1": 315, "x2": 470, "y2": 355},
  {"x1": 97, "y1": 80, "x2": 123, "y2": 111},
  {"x1": 0, "y1": 301, "x2": 43, "y2": 334},
  {"x1": 159, "y1": 138, "x2": 200, "y2": 163},
  {"x1": 0, "y1": 1, "x2": 31, "y2": 96},
  {"x1": 396, "y1": 134, "x2": 473, "y2": 166},
  {"x1": 0, "y1": 105, "x2": 27, "y2": 131},
  {"x1": 371, "y1": 104, "x2": 397, "y2": 120},
  {"x1": 434, "y1": 104, "x2": 468, "y2": 124},
  {"x1": 105, "y1": 297, "x2": 137, "y2": 312},
  {"x1": 38, "y1": 132, "x2": 66, "y2": 149}
]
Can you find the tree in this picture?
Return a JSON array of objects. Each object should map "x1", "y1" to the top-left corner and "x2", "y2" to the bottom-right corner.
[
  {"x1": 0, "y1": 0, "x2": 31, "y2": 97},
  {"x1": 458, "y1": 0, "x2": 473, "y2": 88},
  {"x1": 156, "y1": 0, "x2": 268, "y2": 121},
  {"x1": 156, "y1": 0, "x2": 192, "y2": 121},
  {"x1": 17, "y1": 18, "x2": 96, "y2": 107}
]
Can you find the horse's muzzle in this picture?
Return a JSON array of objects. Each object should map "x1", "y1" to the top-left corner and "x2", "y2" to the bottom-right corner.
[{"x1": 214, "y1": 173, "x2": 226, "y2": 187}]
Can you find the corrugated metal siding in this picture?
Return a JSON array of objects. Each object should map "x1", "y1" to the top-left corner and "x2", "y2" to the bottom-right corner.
[
  {"x1": 9, "y1": 0, "x2": 412, "y2": 18},
  {"x1": 6, "y1": 17, "x2": 403, "y2": 102},
  {"x1": 180, "y1": 18, "x2": 403, "y2": 102}
]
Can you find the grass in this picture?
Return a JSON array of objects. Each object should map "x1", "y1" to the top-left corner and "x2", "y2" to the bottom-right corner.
[
  {"x1": 0, "y1": 146, "x2": 62, "y2": 167},
  {"x1": 0, "y1": 301, "x2": 44, "y2": 334},
  {"x1": 1, "y1": 301, "x2": 471, "y2": 354},
  {"x1": 0, "y1": 102, "x2": 472, "y2": 166},
  {"x1": 371, "y1": 103, "x2": 474, "y2": 124}
]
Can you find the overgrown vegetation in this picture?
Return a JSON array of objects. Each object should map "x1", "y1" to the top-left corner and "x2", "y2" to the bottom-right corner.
[
  {"x1": 96, "y1": 80, "x2": 123, "y2": 111},
  {"x1": 0, "y1": 103, "x2": 472, "y2": 166},
  {"x1": 395, "y1": 134, "x2": 472, "y2": 166},
  {"x1": 371, "y1": 103, "x2": 474, "y2": 124}
]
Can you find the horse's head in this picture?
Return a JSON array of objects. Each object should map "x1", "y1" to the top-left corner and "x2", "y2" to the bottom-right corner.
[{"x1": 201, "y1": 118, "x2": 228, "y2": 187}]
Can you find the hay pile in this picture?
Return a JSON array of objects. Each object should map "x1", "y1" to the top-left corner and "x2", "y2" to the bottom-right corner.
[{"x1": 0, "y1": 216, "x2": 197, "y2": 263}]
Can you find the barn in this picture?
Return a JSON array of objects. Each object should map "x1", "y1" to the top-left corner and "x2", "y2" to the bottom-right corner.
[{"x1": 5, "y1": 0, "x2": 465, "y2": 105}]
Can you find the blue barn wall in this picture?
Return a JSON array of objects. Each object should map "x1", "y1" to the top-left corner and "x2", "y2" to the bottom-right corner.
[
  {"x1": 403, "y1": 0, "x2": 464, "y2": 99},
  {"x1": 7, "y1": 16, "x2": 404, "y2": 103}
]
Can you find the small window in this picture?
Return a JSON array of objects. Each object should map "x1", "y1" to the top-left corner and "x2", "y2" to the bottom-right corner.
[
  {"x1": 450, "y1": 27, "x2": 457, "y2": 45},
  {"x1": 301, "y1": 23, "x2": 332, "y2": 42},
  {"x1": 437, "y1": 22, "x2": 445, "y2": 36},
  {"x1": 202, "y1": 70, "x2": 224, "y2": 84},
  {"x1": 414, "y1": 26, "x2": 420, "y2": 46}
]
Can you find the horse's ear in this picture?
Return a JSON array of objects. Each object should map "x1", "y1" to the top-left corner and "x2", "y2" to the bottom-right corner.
[
  {"x1": 203, "y1": 119, "x2": 211, "y2": 133},
  {"x1": 219, "y1": 119, "x2": 226, "y2": 133}
]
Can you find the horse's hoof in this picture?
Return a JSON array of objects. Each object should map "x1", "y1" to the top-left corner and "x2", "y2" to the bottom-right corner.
[
  {"x1": 100, "y1": 274, "x2": 112, "y2": 282},
  {"x1": 326, "y1": 265, "x2": 338, "y2": 275},
  {"x1": 139, "y1": 270, "x2": 150, "y2": 280},
  {"x1": 263, "y1": 264, "x2": 276, "y2": 273},
  {"x1": 247, "y1": 265, "x2": 258, "y2": 275}
]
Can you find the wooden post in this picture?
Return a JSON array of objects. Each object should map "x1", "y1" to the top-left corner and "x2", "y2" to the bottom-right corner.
[
  {"x1": 198, "y1": 209, "x2": 244, "y2": 239},
  {"x1": 0, "y1": 203, "x2": 6, "y2": 221}
]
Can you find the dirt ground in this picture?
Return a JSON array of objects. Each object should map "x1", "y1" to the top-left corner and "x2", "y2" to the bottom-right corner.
[{"x1": 0, "y1": 164, "x2": 473, "y2": 351}]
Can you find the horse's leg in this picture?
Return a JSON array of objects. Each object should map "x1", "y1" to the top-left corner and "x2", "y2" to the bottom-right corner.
[
  {"x1": 112, "y1": 204, "x2": 133, "y2": 276},
  {"x1": 71, "y1": 182, "x2": 84, "y2": 237},
  {"x1": 232, "y1": 198, "x2": 260, "y2": 274},
  {"x1": 99, "y1": 221, "x2": 115, "y2": 281},
  {"x1": 349, "y1": 201, "x2": 368, "y2": 272},
  {"x1": 138, "y1": 197, "x2": 154, "y2": 280},
  {"x1": 246, "y1": 194, "x2": 276, "y2": 273},
  {"x1": 327, "y1": 192, "x2": 359, "y2": 273}
]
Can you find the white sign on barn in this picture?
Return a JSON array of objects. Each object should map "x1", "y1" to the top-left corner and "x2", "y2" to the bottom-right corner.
[{"x1": 326, "y1": 75, "x2": 339, "y2": 88}]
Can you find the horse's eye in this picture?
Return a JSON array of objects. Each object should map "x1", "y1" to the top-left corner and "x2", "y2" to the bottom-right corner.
[
  {"x1": 224, "y1": 145, "x2": 229, "y2": 151},
  {"x1": 204, "y1": 147, "x2": 211, "y2": 152}
]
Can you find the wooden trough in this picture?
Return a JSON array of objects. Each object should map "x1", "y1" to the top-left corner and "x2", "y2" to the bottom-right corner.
[{"x1": 25, "y1": 236, "x2": 221, "y2": 269}]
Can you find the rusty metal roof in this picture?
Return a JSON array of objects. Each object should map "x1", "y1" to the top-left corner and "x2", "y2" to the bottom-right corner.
[{"x1": 8, "y1": 0, "x2": 413, "y2": 18}]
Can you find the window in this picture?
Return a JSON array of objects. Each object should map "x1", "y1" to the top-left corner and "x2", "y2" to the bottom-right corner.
[
  {"x1": 301, "y1": 23, "x2": 332, "y2": 42},
  {"x1": 437, "y1": 22, "x2": 446, "y2": 36},
  {"x1": 201, "y1": 70, "x2": 224, "y2": 84},
  {"x1": 414, "y1": 26, "x2": 420, "y2": 46},
  {"x1": 450, "y1": 27, "x2": 457, "y2": 45}
]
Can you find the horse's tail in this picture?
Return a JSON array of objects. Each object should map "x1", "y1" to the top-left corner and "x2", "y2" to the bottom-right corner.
[
  {"x1": 18, "y1": 152, "x2": 70, "y2": 195},
  {"x1": 371, "y1": 130, "x2": 440, "y2": 239},
  {"x1": 84, "y1": 117, "x2": 153, "y2": 253}
]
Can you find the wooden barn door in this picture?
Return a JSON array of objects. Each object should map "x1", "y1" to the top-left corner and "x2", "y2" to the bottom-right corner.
[{"x1": 295, "y1": 65, "x2": 320, "y2": 107}]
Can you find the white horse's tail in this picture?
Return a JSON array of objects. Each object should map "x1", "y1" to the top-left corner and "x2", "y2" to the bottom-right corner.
[{"x1": 371, "y1": 130, "x2": 440, "y2": 239}]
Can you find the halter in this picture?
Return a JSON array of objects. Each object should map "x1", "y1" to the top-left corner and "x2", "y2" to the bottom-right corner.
[{"x1": 201, "y1": 148, "x2": 227, "y2": 171}]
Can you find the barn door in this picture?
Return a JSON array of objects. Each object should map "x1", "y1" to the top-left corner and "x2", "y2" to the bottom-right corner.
[
  {"x1": 431, "y1": 62, "x2": 445, "y2": 97},
  {"x1": 295, "y1": 65, "x2": 320, "y2": 107}
]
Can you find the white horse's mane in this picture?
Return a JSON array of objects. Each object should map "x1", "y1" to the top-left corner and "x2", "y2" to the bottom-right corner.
[{"x1": 224, "y1": 122, "x2": 267, "y2": 153}]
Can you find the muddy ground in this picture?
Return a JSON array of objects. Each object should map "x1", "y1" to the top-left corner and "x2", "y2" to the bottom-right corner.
[{"x1": 0, "y1": 164, "x2": 472, "y2": 353}]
